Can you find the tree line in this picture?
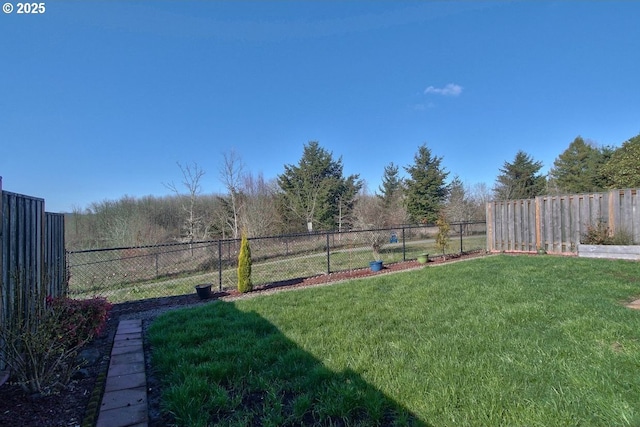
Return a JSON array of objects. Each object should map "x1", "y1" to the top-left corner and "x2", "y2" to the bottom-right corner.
[
  {"x1": 66, "y1": 134, "x2": 640, "y2": 250},
  {"x1": 495, "y1": 134, "x2": 640, "y2": 200}
]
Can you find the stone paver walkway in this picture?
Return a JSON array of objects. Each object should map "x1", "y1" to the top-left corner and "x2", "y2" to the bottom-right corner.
[{"x1": 97, "y1": 319, "x2": 148, "y2": 427}]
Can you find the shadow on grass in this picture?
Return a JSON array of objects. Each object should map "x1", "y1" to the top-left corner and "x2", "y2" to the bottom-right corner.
[{"x1": 149, "y1": 300, "x2": 430, "y2": 426}]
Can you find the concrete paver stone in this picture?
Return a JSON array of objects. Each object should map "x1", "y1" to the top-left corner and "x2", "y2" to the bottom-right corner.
[
  {"x1": 111, "y1": 344, "x2": 142, "y2": 356},
  {"x1": 96, "y1": 403, "x2": 147, "y2": 427},
  {"x1": 108, "y1": 361, "x2": 146, "y2": 377},
  {"x1": 112, "y1": 338, "x2": 144, "y2": 349},
  {"x1": 110, "y1": 351, "x2": 145, "y2": 365},
  {"x1": 101, "y1": 387, "x2": 147, "y2": 411}
]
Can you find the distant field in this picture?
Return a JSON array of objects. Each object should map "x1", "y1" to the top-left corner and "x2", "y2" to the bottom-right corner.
[{"x1": 69, "y1": 235, "x2": 486, "y2": 303}]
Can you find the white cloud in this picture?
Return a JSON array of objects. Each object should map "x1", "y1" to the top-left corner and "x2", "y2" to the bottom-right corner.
[{"x1": 424, "y1": 83, "x2": 463, "y2": 97}]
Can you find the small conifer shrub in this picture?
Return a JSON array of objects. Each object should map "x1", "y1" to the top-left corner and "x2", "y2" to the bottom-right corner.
[
  {"x1": 435, "y1": 212, "x2": 451, "y2": 257},
  {"x1": 237, "y1": 232, "x2": 253, "y2": 293}
]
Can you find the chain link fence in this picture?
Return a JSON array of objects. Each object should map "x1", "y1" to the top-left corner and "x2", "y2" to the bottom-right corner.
[{"x1": 67, "y1": 222, "x2": 486, "y2": 303}]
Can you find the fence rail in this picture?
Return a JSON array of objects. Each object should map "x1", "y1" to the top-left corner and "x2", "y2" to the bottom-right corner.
[
  {"x1": 67, "y1": 221, "x2": 486, "y2": 303},
  {"x1": 486, "y1": 188, "x2": 640, "y2": 254}
]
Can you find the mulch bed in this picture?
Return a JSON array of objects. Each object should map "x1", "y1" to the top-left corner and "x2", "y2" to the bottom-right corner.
[{"x1": 0, "y1": 251, "x2": 486, "y2": 427}]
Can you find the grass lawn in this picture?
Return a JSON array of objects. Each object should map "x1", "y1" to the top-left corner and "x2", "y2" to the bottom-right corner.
[{"x1": 148, "y1": 255, "x2": 640, "y2": 426}]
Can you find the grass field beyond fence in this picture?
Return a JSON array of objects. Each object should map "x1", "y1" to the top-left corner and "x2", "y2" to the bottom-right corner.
[
  {"x1": 69, "y1": 226, "x2": 485, "y2": 303},
  {"x1": 148, "y1": 255, "x2": 640, "y2": 426}
]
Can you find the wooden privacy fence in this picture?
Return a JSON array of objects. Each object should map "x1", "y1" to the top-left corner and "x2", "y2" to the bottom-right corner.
[
  {"x1": 486, "y1": 188, "x2": 640, "y2": 254},
  {"x1": 0, "y1": 177, "x2": 66, "y2": 369}
]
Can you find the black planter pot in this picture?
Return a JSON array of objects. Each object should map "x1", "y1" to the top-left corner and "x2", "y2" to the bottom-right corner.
[{"x1": 195, "y1": 284, "x2": 212, "y2": 300}]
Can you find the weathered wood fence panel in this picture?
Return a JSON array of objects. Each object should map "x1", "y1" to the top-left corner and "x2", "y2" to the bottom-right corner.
[
  {"x1": 45, "y1": 212, "x2": 66, "y2": 297},
  {"x1": 487, "y1": 189, "x2": 639, "y2": 254},
  {"x1": 0, "y1": 177, "x2": 67, "y2": 369}
]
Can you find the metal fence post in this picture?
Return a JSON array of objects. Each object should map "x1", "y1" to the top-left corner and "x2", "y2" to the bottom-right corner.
[
  {"x1": 326, "y1": 232, "x2": 330, "y2": 274},
  {"x1": 218, "y1": 239, "x2": 222, "y2": 291},
  {"x1": 459, "y1": 222, "x2": 463, "y2": 254},
  {"x1": 402, "y1": 226, "x2": 406, "y2": 261}
]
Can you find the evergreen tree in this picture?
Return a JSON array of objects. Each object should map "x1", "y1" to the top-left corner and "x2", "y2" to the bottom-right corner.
[
  {"x1": 277, "y1": 141, "x2": 362, "y2": 232},
  {"x1": 333, "y1": 175, "x2": 361, "y2": 232},
  {"x1": 377, "y1": 162, "x2": 403, "y2": 207},
  {"x1": 493, "y1": 151, "x2": 546, "y2": 200},
  {"x1": 549, "y1": 136, "x2": 610, "y2": 193},
  {"x1": 404, "y1": 144, "x2": 449, "y2": 223},
  {"x1": 237, "y1": 232, "x2": 252, "y2": 293},
  {"x1": 601, "y1": 134, "x2": 640, "y2": 189},
  {"x1": 375, "y1": 162, "x2": 408, "y2": 225}
]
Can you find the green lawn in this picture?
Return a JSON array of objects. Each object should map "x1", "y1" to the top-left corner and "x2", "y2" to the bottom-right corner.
[{"x1": 148, "y1": 255, "x2": 640, "y2": 426}]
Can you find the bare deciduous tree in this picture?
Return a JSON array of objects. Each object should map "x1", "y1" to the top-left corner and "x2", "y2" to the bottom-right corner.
[
  {"x1": 165, "y1": 162, "x2": 206, "y2": 244},
  {"x1": 467, "y1": 182, "x2": 491, "y2": 222},
  {"x1": 353, "y1": 186, "x2": 388, "y2": 258},
  {"x1": 241, "y1": 172, "x2": 279, "y2": 237},
  {"x1": 219, "y1": 150, "x2": 244, "y2": 239}
]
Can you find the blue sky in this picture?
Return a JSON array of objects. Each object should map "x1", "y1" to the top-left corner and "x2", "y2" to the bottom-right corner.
[{"x1": 2, "y1": 1, "x2": 639, "y2": 213}]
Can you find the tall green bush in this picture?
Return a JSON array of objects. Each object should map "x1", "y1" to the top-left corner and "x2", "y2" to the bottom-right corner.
[{"x1": 237, "y1": 232, "x2": 253, "y2": 293}]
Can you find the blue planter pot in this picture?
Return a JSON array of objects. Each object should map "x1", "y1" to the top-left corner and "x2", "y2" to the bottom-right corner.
[{"x1": 369, "y1": 260, "x2": 383, "y2": 272}]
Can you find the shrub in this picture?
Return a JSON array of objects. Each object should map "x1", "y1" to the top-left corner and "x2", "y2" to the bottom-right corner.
[
  {"x1": 368, "y1": 230, "x2": 386, "y2": 261},
  {"x1": 582, "y1": 220, "x2": 612, "y2": 245},
  {"x1": 237, "y1": 232, "x2": 253, "y2": 293},
  {"x1": 581, "y1": 220, "x2": 634, "y2": 245},
  {"x1": 45, "y1": 296, "x2": 112, "y2": 346},
  {"x1": 611, "y1": 229, "x2": 634, "y2": 245},
  {"x1": 435, "y1": 212, "x2": 451, "y2": 256},
  {"x1": 0, "y1": 296, "x2": 112, "y2": 394}
]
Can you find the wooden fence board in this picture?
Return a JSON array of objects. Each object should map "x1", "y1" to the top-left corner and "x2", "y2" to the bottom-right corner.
[
  {"x1": 500, "y1": 202, "x2": 506, "y2": 249},
  {"x1": 46, "y1": 213, "x2": 66, "y2": 297},
  {"x1": 621, "y1": 189, "x2": 633, "y2": 237},
  {"x1": 510, "y1": 202, "x2": 516, "y2": 250},
  {"x1": 561, "y1": 196, "x2": 571, "y2": 252},
  {"x1": 632, "y1": 189, "x2": 640, "y2": 243},
  {"x1": 528, "y1": 198, "x2": 536, "y2": 251},
  {"x1": 516, "y1": 202, "x2": 521, "y2": 251},
  {"x1": 549, "y1": 197, "x2": 562, "y2": 252},
  {"x1": 579, "y1": 195, "x2": 588, "y2": 240}
]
